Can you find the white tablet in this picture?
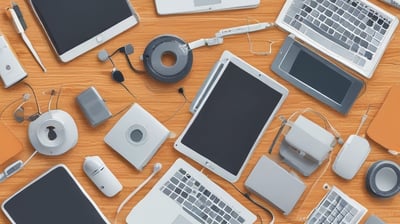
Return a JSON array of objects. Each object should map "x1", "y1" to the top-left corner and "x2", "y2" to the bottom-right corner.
[
  {"x1": 154, "y1": 0, "x2": 260, "y2": 15},
  {"x1": 2, "y1": 164, "x2": 110, "y2": 224},
  {"x1": 29, "y1": 0, "x2": 139, "y2": 62},
  {"x1": 174, "y1": 51, "x2": 288, "y2": 182}
]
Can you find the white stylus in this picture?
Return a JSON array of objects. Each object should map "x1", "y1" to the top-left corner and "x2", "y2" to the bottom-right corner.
[
  {"x1": 188, "y1": 22, "x2": 275, "y2": 50},
  {"x1": 8, "y1": 2, "x2": 47, "y2": 72}
]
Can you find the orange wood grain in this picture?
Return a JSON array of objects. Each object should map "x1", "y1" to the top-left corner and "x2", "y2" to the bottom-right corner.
[{"x1": 0, "y1": 1, "x2": 399, "y2": 223}]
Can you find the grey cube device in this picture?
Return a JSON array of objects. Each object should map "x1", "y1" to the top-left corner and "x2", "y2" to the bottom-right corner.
[
  {"x1": 76, "y1": 86, "x2": 112, "y2": 127},
  {"x1": 244, "y1": 155, "x2": 306, "y2": 215}
]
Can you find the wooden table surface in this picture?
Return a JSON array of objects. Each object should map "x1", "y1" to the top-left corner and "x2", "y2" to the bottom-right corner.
[{"x1": 0, "y1": 1, "x2": 399, "y2": 223}]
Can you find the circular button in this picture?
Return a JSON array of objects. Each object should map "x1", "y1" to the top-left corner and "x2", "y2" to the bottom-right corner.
[
  {"x1": 376, "y1": 167, "x2": 397, "y2": 192},
  {"x1": 96, "y1": 35, "x2": 103, "y2": 43},
  {"x1": 130, "y1": 129, "x2": 144, "y2": 143}
]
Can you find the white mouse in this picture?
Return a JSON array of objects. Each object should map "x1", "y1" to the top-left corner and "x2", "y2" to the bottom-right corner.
[
  {"x1": 83, "y1": 156, "x2": 123, "y2": 197},
  {"x1": 332, "y1": 135, "x2": 371, "y2": 180}
]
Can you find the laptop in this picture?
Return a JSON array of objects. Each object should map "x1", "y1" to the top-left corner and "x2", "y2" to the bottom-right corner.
[
  {"x1": 174, "y1": 51, "x2": 288, "y2": 183},
  {"x1": 154, "y1": 0, "x2": 260, "y2": 15},
  {"x1": 275, "y1": 0, "x2": 398, "y2": 79},
  {"x1": 126, "y1": 158, "x2": 257, "y2": 224}
]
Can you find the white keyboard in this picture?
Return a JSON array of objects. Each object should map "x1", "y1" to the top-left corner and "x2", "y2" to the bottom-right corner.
[
  {"x1": 306, "y1": 186, "x2": 367, "y2": 224},
  {"x1": 276, "y1": 0, "x2": 398, "y2": 78}
]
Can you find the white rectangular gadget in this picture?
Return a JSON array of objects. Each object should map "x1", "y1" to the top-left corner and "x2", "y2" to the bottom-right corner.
[
  {"x1": 0, "y1": 35, "x2": 27, "y2": 88},
  {"x1": 29, "y1": 0, "x2": 139, "y2": 62},
  {"x1": 154, "y1": 0, "x2": 259, "y2": 15},
  {"x1": 174, "y1": 51, "x2": 288, "y2": 182},
  {"x1": 275, "y1": 0, "x2": 398, "y2": 79},
  {"x1": 245, "y1": 156, "x2": 306, "y2": 215},
  {"x1": 126, "y1": 158, "x2": 256, "y2": 224},
  {"x1": 104, "y1": 103, "x2": 170, "y2": 171},
  {"x1": 2, "y1": 164, "x2": 110, "y2": 224}
]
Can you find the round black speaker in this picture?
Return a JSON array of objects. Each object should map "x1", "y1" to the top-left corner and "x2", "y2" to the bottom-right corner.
[
  {"x1": 366, "y1": 160, "x2": 400, "y2": 198},
  {"x1": 142, "y1": 35, "x2": 193, "y2": 83}
]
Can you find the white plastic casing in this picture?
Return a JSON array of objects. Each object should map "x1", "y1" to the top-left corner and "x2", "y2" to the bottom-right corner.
[
  {"x1": 0, "y1": 35, "x2": 27, "y2": 88},
  {"x1": 83, "y1": 156, "x2": 123, "y2": 197}
]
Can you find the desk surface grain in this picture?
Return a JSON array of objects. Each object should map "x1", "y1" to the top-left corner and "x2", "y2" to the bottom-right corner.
[{"x1": 0, "y1": 1, "x2": 399, "y2": 223}]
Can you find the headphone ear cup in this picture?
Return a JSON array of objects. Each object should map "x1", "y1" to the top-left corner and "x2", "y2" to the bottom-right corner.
[
  {"x1": 112, "y1": 69, "x2": 125, "y2": 83},
  {"x1": 98, "y1": 50, "x2": 110, "y2": 62},
  {"x1": 123, "y1": 44, "x2": 134, "y2": 55},
  {"x1": 14, "y1": 107, "x2": 25, "y2": 123}
]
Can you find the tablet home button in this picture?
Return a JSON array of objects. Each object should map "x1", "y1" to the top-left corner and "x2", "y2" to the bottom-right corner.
[{"x1": 96, "y1": 35, "x2": 104, "y2": 43}]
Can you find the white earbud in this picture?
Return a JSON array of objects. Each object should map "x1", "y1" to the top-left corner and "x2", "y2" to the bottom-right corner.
[
  {"x1": 97, "y1": 49, "x2": 110, "y2": 62},
  {"x1": 153, "y1": 162, "x2": 162, "y2": 173}
]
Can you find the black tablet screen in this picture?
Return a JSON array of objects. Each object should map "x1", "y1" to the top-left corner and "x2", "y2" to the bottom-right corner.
[
  {"x1": 2, "y1": 166, "x2": 108, "y2": 224},
  {"x1": 289, "y1": 50, "x2": 352, "y2": 104},
  {"x1": 181, "y1": 62, "x2": 283, "y2": 175},
  {"x1": 31, "y1": 0, "x2": 133, "y2": 54}
]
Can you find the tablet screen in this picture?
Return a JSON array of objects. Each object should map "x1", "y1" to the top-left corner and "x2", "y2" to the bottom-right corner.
[
  {"x1": 2, "y1": 165, "x2": 109, "y2": 224},
  {"x1": 30, "y1": 0, "x2": 137, "y2": 61},
  {"x1": 180, "y1": 61, "x2": 284, "y2": 177}
]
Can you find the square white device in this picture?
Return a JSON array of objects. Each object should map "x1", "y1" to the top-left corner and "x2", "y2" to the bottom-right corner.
[
  {"x1": 154, "y1": 0, "x2": 260, "y2": 15},
  {"x1": 104, "y1": 103, "x2": 169, "y2": 171}
]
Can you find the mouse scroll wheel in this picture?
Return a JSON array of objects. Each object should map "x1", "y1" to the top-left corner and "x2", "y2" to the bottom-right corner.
[{"x1": 46, "y1": 126, "x2": 57, "y2": 140}]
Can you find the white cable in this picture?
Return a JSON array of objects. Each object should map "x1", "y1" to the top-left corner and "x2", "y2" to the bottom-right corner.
[
  {"x1": 23, "y1": 151, "x2": 38, "y2": 166},
  {"x1": 355, "y1": 106, "x2": 370, "y2": 136},
  {"x1": 114, "y1": 163, "x2": 162, "y2": 223}
]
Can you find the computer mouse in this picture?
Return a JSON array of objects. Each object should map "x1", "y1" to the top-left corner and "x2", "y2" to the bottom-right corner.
[
  {"x1": 83, "y1": 156, "x2": 122, "y2": 197},
  {"x1": 332, "y1": 135, "x2": 371, "y2": 180},
  {"x1": 28, "y1": 110, "x2": 78, "y2": 156}
]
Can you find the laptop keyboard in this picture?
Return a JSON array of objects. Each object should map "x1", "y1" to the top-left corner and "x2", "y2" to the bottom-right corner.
[
  {"x1": 282, "y1": 0, "x2": 395, "y2": 68},
  {"x1": 306, "y1": 186, "x2": 367, "y2": 224},
  {"x1": 160, "y1": 168, "x2": 245, "y2": 224}
]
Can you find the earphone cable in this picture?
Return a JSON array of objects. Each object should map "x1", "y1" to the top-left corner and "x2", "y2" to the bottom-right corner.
[
  {"x1": 229, "y1": 183, "x2": 275, "y2": 224},
  {"x1": 123, "y1": 53, "x2": 147, "y2": 74},
  {"x1": 23, "y1": 81, "x2": 41, "y2": 115}
]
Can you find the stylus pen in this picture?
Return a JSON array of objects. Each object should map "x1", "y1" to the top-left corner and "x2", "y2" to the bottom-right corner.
[
  {"x1": 380, "y1": 0, "x2": 400, "y2": 9},
  {"x1": 8, "y1": 2, "x2": 47, "y2": 72}
]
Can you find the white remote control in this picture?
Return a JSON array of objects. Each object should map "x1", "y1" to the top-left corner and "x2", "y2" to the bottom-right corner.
[{"x1": 0, "y1": 35, "x2": 27, "y2": 88}]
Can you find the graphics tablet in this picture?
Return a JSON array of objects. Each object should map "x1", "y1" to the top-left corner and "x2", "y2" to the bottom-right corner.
[
  {"x1": 2, "y1": 164, "x2": 110, "y2": 224},
  {"x1": 174, "y1": 51, "x2": 288, "y2": 182},
  {"x1": 272, "y1": 35, "x2": 364, "y2": 115},
  {"x1": 29, "y1": 0, "x2": 139, "y2": 62}
]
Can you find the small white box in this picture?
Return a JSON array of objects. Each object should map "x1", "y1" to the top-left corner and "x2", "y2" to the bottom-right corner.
[{"x1": 104, "y1": 103, "x2": 169, "y2": 171}]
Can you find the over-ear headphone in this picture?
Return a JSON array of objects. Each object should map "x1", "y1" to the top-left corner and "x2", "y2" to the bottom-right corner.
[{"x1": 116, "y1": 163, "x2": 162, "y2": 215}]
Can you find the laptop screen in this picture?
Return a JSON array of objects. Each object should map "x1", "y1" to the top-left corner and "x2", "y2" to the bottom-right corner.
[{"x1": 181, "y1": 62, "x2": 284, "y2": 176}]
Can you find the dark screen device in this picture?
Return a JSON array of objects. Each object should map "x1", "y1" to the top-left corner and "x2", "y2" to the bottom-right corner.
[
  {"x1": 174, "y1": 51, "x2": 288, "y2": 182},
  {"x1": 29, "y1": 0, "x2": 139, "y2": 62},
  {"x1": 272, "y1": 35, "x2": 364, "y2": 115},
  {"x1": 2, "y1": 164, "x2": 109, "y2": 224}
]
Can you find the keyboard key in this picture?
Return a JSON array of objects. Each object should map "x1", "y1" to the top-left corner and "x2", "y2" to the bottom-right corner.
[
  {"x1": 161, "y1": 169, "x2": 248, "y2": 224},
  {"x1": 306, "y1": 186, "x2": 367, "y2": 224}
]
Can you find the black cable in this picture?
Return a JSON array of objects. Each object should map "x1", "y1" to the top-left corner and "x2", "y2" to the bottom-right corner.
[
  {"x1": 162, "y1": 87, "x2": 188, "y2": 124},
  {"x1": 229, "y1": 183, "x2": 275, "y2": 224},
  {"x1": 119, "y1": 82, "x2": 137, "y2": 99},
  {"x1": 23, "y1": 81, "x2": 41, "y2": 115},
  {"x1": 123, "y1": 52, "x2": 147, "y2": 74}
]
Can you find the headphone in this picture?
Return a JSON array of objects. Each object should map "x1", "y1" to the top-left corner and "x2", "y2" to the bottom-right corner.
[
  {"x1": 98, "y1": 45, "x2": 138, "y2": 99},
  {"x1": 116, "y1": 163, "x2": 162, "y2": 215}
]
